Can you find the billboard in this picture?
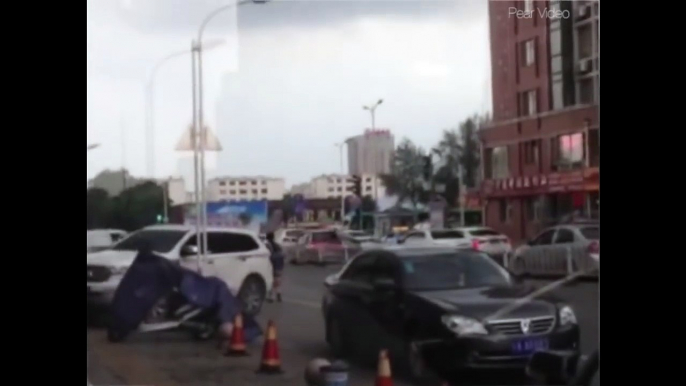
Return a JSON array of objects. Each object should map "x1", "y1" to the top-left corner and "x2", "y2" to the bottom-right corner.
[{"x1": 184, "y1": 200, "x2": 269, "y2": 233}]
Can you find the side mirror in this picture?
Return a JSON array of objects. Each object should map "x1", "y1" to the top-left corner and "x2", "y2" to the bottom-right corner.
[
  {"x1": 180, "y1": 245, "x2": 199, "y2": 257},
  {"x1": 526, "y1": 350, "x2": 580, "y2": 384},
  {"x1": 372, "y1": 277, "x2": 397, "y2": 291}
]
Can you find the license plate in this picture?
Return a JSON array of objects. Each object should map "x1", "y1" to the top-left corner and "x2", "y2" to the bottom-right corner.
[{"x1": 511, "y1": 337, "x2": 549, "y2": 355}]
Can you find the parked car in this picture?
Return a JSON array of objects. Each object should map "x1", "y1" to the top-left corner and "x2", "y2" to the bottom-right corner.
[
  {"x1": 276, "y1": 228, "x2": 306, "y2": 247},
  {"x1": 511, "y1": 222, "x2": 599, "y2": 278},
  {"x1": 87, "y1": 229, "x2": 127, "y2": 253},
  {"x1": 87, "y1": 225, "x2": 273, "y2": 316},
  {"x1": 399, "y1": 229, "x2": 473, "y2": 249},
  {"x1": 452, "y1": 227, "x2": 512, "y2": 266},
  {"x1": 322, "y1": 246, "x2": 580, "y2": 379},
  {"x1": 291, "y1": 229, "x2": 358, "y2": 265}
]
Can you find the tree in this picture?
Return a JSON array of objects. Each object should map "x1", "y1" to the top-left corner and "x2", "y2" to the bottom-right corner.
[
  {"x1": 87, "y1": 188, "x2": 112, "y2": 230},
  {"x1": 459, "y1": 116, "x2": 481, "y2": 188},
  {"x1": 361, "y1": 195, "x2": 377, "y2": 213},
  {"x1": 379, "y1": 138, "x2": 429, "y2": 212}
]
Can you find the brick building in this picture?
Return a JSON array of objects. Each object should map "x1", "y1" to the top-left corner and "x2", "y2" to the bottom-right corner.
[{"x1": 480, "y1": 0, "x2": 599, "y2": 242}]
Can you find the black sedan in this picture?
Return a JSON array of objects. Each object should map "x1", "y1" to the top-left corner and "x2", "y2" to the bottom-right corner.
[{"x1": 321, "y1": 247, "x2": 580, "y2": 379}]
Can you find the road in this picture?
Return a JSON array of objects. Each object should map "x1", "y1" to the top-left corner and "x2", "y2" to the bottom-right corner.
[{"x1": 88, "y1": 265, "x2": 598, "y2": 386}]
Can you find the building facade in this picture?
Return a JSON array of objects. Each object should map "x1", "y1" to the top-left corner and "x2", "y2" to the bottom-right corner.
[
  {"x1": 292, "y1": 173, "x2": 387, "y2": 200},
  {"x1": 207, "y1": 176, "x2": 286, "y2": 202},
  {"x1": 346, "y1": 129, "x2": 394, "y2": 175},
  {"x1": 480, "y1": 0, "x2": 599, "y2": 242}
]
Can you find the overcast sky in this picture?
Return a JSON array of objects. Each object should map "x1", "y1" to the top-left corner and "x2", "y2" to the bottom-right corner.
[{"x1": 86, "y1": 0, "x2": 491, "y2": 188}]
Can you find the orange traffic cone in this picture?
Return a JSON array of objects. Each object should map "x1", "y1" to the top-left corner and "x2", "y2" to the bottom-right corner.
[
  {"x1": 375, "y1": 349, "x2": 393, "y2": 386},
  {"x1": 256, "y1": 320, "x2": 283, "y2": 374},
  {"x1": 224, "y1": 313, "x2": 249, "y2": 356}
]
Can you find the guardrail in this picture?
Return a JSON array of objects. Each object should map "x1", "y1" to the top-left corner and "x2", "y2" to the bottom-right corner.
[{"x1": 505, "y1": 246, "x2": 598, "y2": 279}]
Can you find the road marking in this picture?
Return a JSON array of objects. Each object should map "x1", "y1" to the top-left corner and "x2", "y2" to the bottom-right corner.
[{"x1": 283, "y1": 298, "x2": 320, "y2": 309}]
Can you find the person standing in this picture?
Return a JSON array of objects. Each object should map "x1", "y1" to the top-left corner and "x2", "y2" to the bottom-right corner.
[{"x1": 265, "y1": 232, "x2": 284, "y2": 302}]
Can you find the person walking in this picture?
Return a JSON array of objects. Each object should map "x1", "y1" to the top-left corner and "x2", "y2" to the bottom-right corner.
[{"x1": 265, "y1": 232, "x2": 284, "y2": 302}]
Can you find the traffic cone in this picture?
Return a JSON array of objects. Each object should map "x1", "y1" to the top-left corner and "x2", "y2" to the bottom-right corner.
[
  {"x1": 224, "y1": 313, "x2": 248, "y2": 356},
  {"x1": 256, "y1": 320, "x2": 283, "y2": 374},
  {"x1": 375, "y1": 349, "x2": 393, "y2": 386}
]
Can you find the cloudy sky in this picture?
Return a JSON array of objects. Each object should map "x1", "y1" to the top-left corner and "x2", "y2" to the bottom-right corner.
[{"x1": 86, "y1": 0, "x2": 492, "y2": 187}]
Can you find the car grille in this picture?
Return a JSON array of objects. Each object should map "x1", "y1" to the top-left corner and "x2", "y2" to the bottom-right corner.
[
  {"x1": 487, "y1": 316, "x2": 555, "y2": 336},
  {"x1": 87, "y1": 265, "x2": 111, "y2": 283}
]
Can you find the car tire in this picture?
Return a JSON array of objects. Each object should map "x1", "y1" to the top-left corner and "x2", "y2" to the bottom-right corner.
[
  {"x1": 326, "y1": 317, "x2": 350, "y2": 358},
  {"x1": 237, "y1": 275, "x2": 266, "y2": 317}
]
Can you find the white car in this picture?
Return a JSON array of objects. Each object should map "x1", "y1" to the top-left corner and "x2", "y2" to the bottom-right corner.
[
  {"x1": 400, "y1": 229, "x2": 473, "y2": 249},
  {"x1": 276, "y1": 228, "x2": 306, "y2": 247},
  {"x1": 453, "y1": 227, "x2": 512, "y2": 265},
  {"x1": 87, "y1": 229, "x2": 127, "y2": 253},
  {"x1": 86, "y1": 225, "x2": 273, "y2": 316}
]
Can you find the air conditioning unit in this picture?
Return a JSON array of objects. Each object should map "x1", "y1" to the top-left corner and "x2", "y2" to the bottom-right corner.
[
  {"x1": 577, "y1": 4, "x2": 591, "y2": 19},
  {"x1": 577, "y1": 59, "x2": 592, "y2": 74}
]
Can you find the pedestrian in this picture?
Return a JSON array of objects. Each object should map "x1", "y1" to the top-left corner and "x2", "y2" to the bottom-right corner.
[{"x1": 265, "y1": 232, "x2": 284, "y2": 302}]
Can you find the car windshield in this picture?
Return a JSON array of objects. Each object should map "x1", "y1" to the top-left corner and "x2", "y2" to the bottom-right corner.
[
  {"x1": 430, "y1": 230, "x2": 463, "y2": 239},
  {"x1": 401, "y1": 251, "x2": 511, "y2": 291},
  {"x1": 111, "y1": 229, "x2": 188, "y2": 253},
  {"x1": 311, "y1": 232, "x2": 339, "y2": 243},
  {"x1": 468, "y1": 229, "x2": 500, "y2": 237},
  {"x1": 580, "y1": 226, "x2": 599, "y2": 240}
]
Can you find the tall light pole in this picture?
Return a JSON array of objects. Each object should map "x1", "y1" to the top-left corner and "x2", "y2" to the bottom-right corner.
[
  {"x1": 363, "y1": 98, "x2": 384, "y2": 201},
  {"x1": 191, "y1": 0, "x2": 270, "y2": 262},
  {"x1": 145, "y1": 40, "x2": 225, "y2": 179},
  {"x1": 335, "y1": 142, "x2": 346, "y2": 223}
]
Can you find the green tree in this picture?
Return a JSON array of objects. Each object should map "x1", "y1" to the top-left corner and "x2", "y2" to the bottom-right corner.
[
  {"x1": 110, "y1": 182, "x2": 165, "y2": 231},
  {"x1": 379, "y1": 138, "x2": 429, "y2": 213},
  {"x1": 361, "y1": 195, "x2": 377, "y2": 213},
  {"x1": 87, "y1": 188, "x2": 112, "y2": 229},
  {"x1": 459, "y1": 116, "x2": 481, "y2": 188}
]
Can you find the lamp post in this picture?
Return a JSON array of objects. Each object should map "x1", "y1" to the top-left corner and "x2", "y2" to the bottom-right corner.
[
  {"x1": 145, "y1": 41, "x2": 225, "y2": 178},
  {"x1": 191, "y1": 0, "x2": 271, "y2": 262},
  {"x1": 335, "y1": 143, "x2": 346, "y2": 223}
]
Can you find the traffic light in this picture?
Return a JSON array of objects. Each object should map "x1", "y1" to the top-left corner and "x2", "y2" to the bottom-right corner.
[
  {"x1": 423, "y1": 156, "x2": 433, "y2": 181},
  {"x1": 351, "y1": 175, "x2": 362, "y2": 196},
  {"x1": 156, "y1": 214, "x2": 163, "y2": 223}
]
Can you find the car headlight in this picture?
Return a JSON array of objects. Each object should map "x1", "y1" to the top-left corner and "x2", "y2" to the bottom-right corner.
[
  {"x1": 441, "y1": 315, "x2": 488, "y2": 336},
  {"x1": 559, "y1": 305, "x2": 577, "y2": 326},
  {"x1": 109, "y1": 266, "x2": 128, "y2": 275}
]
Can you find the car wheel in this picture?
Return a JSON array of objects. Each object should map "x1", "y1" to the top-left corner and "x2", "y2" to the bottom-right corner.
[
  {"x1": 326, "y1": 317, "x2": 350, "y2": 358},
  {"x1": 238, "y1": 275, "x2": 266, "y2": 317}
]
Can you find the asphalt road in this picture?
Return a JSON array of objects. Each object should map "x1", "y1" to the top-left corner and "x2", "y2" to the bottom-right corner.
[{"x1": 88, "y1": 265, "x2": 598, "y2": 386}]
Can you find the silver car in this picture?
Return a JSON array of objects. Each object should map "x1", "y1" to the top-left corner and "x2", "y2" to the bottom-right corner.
[{"x1": 510, "y1": 222, "x2": 599, "y2": 278}]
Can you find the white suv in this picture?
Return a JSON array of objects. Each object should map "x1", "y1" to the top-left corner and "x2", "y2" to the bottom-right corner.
[{"x1": 86, "y1": 225, "x2": 273, "y2": 316}]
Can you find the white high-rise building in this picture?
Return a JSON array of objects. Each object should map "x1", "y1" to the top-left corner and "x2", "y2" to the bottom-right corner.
[{"x1": 346, "y1": 129, "x2": 395, "y2": 175}]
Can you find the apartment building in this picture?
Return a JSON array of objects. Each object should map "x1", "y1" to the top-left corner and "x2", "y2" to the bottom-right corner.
[
  {"x1": 481, "y1": 0, "x2": 599, "y2": 242},
  {"x1": 346, "y1": 129, "x2": 395, "y2": 175},
  {"x1": 296, "y1": 173, "x2": 386, "y2": 200},
  {"x1": 208, "y1": 176, "x2": 286, "y2": 201}
]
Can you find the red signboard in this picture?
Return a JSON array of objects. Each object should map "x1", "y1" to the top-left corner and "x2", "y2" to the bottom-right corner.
[{"x1": 481, "y1": 168, "x2": 599, "y2": 198}]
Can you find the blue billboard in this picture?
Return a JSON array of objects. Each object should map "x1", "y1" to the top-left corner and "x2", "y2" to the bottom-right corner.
[{"x1": 184, "y1": 200, "x2": 269, "y2": 233}]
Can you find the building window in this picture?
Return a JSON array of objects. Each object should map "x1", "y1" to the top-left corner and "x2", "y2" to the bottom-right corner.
[
  {"x1": 579, "y1": 77, "x2": 595, "y2": 104},
  {"x1": 499, "y1": 200, "x2": 512, "y2": 223},
  {"x1": 578, "y1": 24, "x2": 593, "y2": 60},
  {"x1": 239, "y1": 189, "x2": 247, "y2": 194},
  {"x1": 552, "y1": 133, "x2": 584, "y2": 170},
  {"x1": 550, "y1": 29, "x2": 561, "y2": 56},
  {"x1": 337, "y1": 187, "x2": 342, "y2": 192},
  {"x1": 491, "y1": 146, "x2": 509, "y2": 179},
  {"x1": 522, "y1": 40, "x2": 535, "y2": 67},
  {"x1": 336, "y1": 179, "x2": 342, "y2": 183},
  {"x1": 252, "y1": 189, "x2": 258, "y2": 194},
  {"x1": 220, "y1": 189, "x2": 226, "y2": 195},
  {"x1": 261, "y1": 180, "x2": 267, "y2": 185},
  {"x1": 328, "y1": 187, "x2": 334, "y2": 192},
  {"x1": 229, "y1": 190, "x2": 236, "y2": 195},
  {"x1": 552, "y1": 81, "x2": 564, "y2": 110},
  {"x1": 219, "y1": 181, "x2": 226, "y2": 186},
  {"x1": 251, "y1": 180, "x2": 257, "y2": 185},
  {"x1": 365, "y1": 186, "x2": 372, "y2": 192},
  {"x1": 523, "y1": 140, "x2": 540, "y2": 165},
  {"x1": 239, "y1": 181, "x2": 246, "y2": 186},
  {"x1": 523, "y1": 0, "x2": 533, "y2": 12},
  {"x1": 521, "y1": 90, "x2": 537, "y2": 116},
  {"x1": 261, "y1": 188, "x2": 267, "y2": 194},
  {"x1": 229, "y1": 181, "x2": 235, "y2": 186},
  {"x1": 365, "y1": 177, "x2": 372, "y2": 183}
]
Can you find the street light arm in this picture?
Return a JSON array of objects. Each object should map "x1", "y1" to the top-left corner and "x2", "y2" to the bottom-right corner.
[{"x1": 197, "y1": 0, "x2": 255, "y2": 43}]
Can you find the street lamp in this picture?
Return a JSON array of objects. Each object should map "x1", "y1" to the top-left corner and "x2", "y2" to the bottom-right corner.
[
  {"x1": 145, "y1": 40, "x2": 225, "y2": 178},
  {"x1": 362, "y1": 98, "x2": 383, "y2": 129},
  {"x1": 191, "y1": 0, "x2": 271, "y2": 263},
  {"x1": 335, "y1": 143, "x2": 346, "y2": 222},
  {"x1": 87, "y1": 144, "x2": 100, "y2": 151}
]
